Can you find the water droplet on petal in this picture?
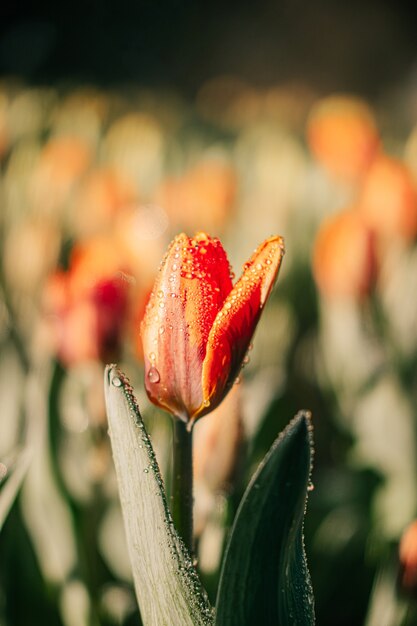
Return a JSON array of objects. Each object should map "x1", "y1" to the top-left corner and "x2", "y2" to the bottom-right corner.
[
  {"x1": 148, "y1": 367, "x2": 160, "y2": 383},
  {"x1": 149, "y1": 352, "x2": 156, "y2": 362},
  {"x1": 112, "y1": 377, "x2": 122, "y2": 387},
  {"x1": 203, "y1": 399, "x2": 210, "y2": 407},
  {"x1": 307, "y1": 481, "x2": 315, "y2": 492},
  {"x1": 234, "y1": 376, "x2": 241, "y2": 385}
]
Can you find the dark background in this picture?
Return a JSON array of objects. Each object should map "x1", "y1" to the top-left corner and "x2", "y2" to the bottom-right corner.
[{"x1": 1, "y1": 0, "x2": 417, "y2": 97}]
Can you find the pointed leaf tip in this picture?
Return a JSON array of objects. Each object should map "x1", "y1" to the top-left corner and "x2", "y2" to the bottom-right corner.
[{"x1": 215, "y1": 410, "x2": 315, "y2": 626}]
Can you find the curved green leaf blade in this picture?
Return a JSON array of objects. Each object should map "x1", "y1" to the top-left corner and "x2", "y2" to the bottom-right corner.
[
  {"x1": 0, "y1": 446, "x2": 32, "y2": 531},
  {"x1": 104, "y1": 365, "x2": 213, "y2": 626},
  {"x1": 215, "y1": 411, "x2": 315, "y2": 626}
]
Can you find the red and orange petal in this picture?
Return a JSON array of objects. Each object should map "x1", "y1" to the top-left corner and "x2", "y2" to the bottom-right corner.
[
  {"x1": 313, "y1": 208, "x2": 376, "y2": 299},
  {"x1": 141, "y1": 232, "x2": 233, "y2": 421},
  {"x1": 199, "y1": 236, "x2": 285, "y2": 422},
  {"x1": 358, "y1": 154, "x2": 417, "y2": 241},
  {"x1": 307, "y1": 95, "x2": 380, "y2": 183}
]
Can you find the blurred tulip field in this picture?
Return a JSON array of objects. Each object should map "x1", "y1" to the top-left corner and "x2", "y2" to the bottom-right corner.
[{"x1": 2, "y1": 5, "x2": 417, "y2": 624}]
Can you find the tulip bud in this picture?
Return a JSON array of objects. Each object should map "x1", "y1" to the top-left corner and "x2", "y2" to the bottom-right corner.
[{"x1": 140, "y1": 232, "x2": 284, "y2": 428}]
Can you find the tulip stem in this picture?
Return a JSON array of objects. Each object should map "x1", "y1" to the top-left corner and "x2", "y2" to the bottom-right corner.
[{"x1": 171, "y1": 420, "x2": 194, "y2": 555}]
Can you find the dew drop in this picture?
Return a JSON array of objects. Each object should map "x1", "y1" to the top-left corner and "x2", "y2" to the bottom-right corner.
[
  {"x1": 159, "y1": 301, "x2": 165, "y2": 309},
  {"x1": 143, "y1": 468, "x2": 149, "y2": 474},
  {"x1": 148, "y1": 367, "x2": 160, "y2": 383},
  {"x1": 234, "y1": 376, "x2": 241, "y2": 385},
  {"x1": 157, "y1": 290, "x2": 164, "y2": 298},
  {"x1": 203, "y1": 399, "x2": 210, "y2": 407},
  {"x1": 307, "y1": 481, "x2": 315, "y2": 492},
  {"x1": 243, "y1": 355, "x2": 250, "y2": 365},
  {"x1": 112, "y1": 377, "x2": 122, "y2": 388},
  {"x1": 158, "y1": 326, "x2": 165, "y2": 335},
  {"x1": 149, "y1": 352, "x2": 156, "y2": 362}
]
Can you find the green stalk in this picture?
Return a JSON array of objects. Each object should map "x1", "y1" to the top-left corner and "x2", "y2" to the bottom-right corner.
[{"x1": 171, "y1": 420, "x2": 194, "y2": 555}]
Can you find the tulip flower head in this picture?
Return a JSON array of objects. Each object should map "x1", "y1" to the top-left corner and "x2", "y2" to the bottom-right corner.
[{"x1": 141, "y1": 232, "x2": 285, "y2": 429}]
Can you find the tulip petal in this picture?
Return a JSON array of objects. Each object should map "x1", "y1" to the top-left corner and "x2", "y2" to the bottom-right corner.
[
  {"x1": 198, "y1": 236, "x2": 285, "y2": 422},
  {"x1": 141, "y1": 232, "x2": 233, "y2": 421}
]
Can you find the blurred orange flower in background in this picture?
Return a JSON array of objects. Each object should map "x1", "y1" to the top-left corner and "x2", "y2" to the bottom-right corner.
[
  {"x1": 307, "y1": 95, "x2": 380, "y2": 183},
  {"x1": 70, "y1": 167, "x2": 138, "y2": 239},
  {"x1": 312, "y1": 208, "x2": 377, "y2": 300},
  {"x1": 358, "y1": 154, "x2": 417, "y2": 241},
  {"x1": 141, "y1": 231, "x2": 285, "y2": 428},
  {"x1": 44, "y1": 236, "x2": 132, "y2": 366},
  {"x1": 155, "y1": 158, "x2": 237, "y2": 234},
  {"x1": 30, "y1": 134, "x2": 93, "y2": 214},
  {"x1": 193, "y1": 384, "x2": 243, "y2": 495},
  {"x1": 399, "y1": 520, "x2": 417, "y2": 594}
]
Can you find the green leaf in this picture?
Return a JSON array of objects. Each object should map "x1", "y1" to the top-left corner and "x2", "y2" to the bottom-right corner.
[
  {"x1": 0, "y1": 445, "x2": 32, "y2": 531},
  {"x1": 104, "y1": 365, "x2": 213, "y2": 626},
  {"x1": 215, "y1": 411, "x2": 315, "y2": 626}
]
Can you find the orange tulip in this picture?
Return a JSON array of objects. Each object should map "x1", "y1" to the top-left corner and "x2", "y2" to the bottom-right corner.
[
  {"x1": 307, "y1": 95, "x2": 379, "y2": 183},
  {"x1": 358, "y1": 154, "x2": 417, "y2": 241},
  {"x1": 140, "y1": 232, "x2": 285, "y2": 429},
  {"x1": 313, "y1": 208, "x2": 377, "y2": 300},
  {"x1": 44, "y1": 237, "x2": 132, "y2": 367},
  {"x1": 400, "y1": 520, "x2": 417, "y2": 594}
]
